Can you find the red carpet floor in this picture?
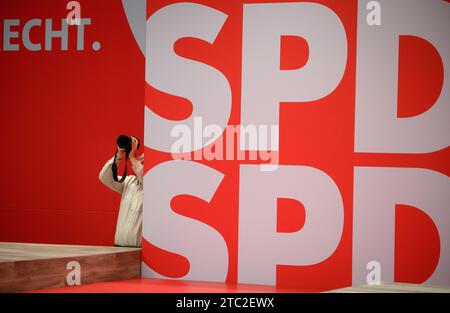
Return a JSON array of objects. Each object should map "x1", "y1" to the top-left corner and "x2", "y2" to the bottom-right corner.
[{"x1": 31, "y1": 278, "x2": 307, "y2": 293}]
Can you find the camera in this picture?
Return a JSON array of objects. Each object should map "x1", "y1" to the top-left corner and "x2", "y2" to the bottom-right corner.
[
  {"x1": 116, "y1": 135, "x2": 140, "y2": 155},
  {"x1": 112, "y1": 135, "x2": 140, "y2": 183}
]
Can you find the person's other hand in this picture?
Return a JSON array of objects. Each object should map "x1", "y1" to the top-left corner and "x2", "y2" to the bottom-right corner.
[
  {"x1": 137, "y1": 154, "x2": 144, "y2": 165},
  {"x1": 129, "y1": 136, "x2": 139, "y2": 159}
]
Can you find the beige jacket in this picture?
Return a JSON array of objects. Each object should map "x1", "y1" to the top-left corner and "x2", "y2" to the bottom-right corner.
[{"x1": 99, "y1": 155, "x2": 143, "y2": 247}]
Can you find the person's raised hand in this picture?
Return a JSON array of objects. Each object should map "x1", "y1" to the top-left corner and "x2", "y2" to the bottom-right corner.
[{"x1": 129, "y1": 136, "x2": 139, "y2": 159}]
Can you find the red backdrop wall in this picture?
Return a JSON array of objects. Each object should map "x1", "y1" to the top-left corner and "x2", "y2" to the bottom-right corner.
[
  {"x1": 0, "y1": 0, "x2": 144, "y2": 245},
  {"x1": 0, "y1": 0, "x2": 449, "y2": 291}
]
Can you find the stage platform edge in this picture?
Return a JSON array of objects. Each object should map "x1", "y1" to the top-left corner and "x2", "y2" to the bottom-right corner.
[{"x1": 0, "y1": 242, "x2": 141, "y2": 292}]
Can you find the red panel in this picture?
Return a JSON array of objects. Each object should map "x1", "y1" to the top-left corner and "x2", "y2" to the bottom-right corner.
[
  {"x1": 143, "y1": 0, "x2": 449, "y2": 291},
  {"x1": 0, "y1": 0, "x2": 144, "y2": 245},
  {"x1": 0, "y1": 208, "x2": 117, "y2": 245}
]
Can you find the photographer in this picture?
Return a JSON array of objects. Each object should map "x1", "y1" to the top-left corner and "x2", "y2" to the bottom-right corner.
[{"x1": 98, "y1": 136, "x2": 143, "y2": 247}]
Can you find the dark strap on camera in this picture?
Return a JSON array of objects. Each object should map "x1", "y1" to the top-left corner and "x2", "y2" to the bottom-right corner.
[{"x1": 111, "y1": 149, "x2": 128, "y2": 183}]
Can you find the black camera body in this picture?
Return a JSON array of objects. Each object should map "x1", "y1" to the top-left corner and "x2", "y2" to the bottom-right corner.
[
  {"x1": 112, "y1": 135, "x2": 140, "y2": 183},
  {"x1": 116, "y1": 135, "x2": 140, "y2": 156}
]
